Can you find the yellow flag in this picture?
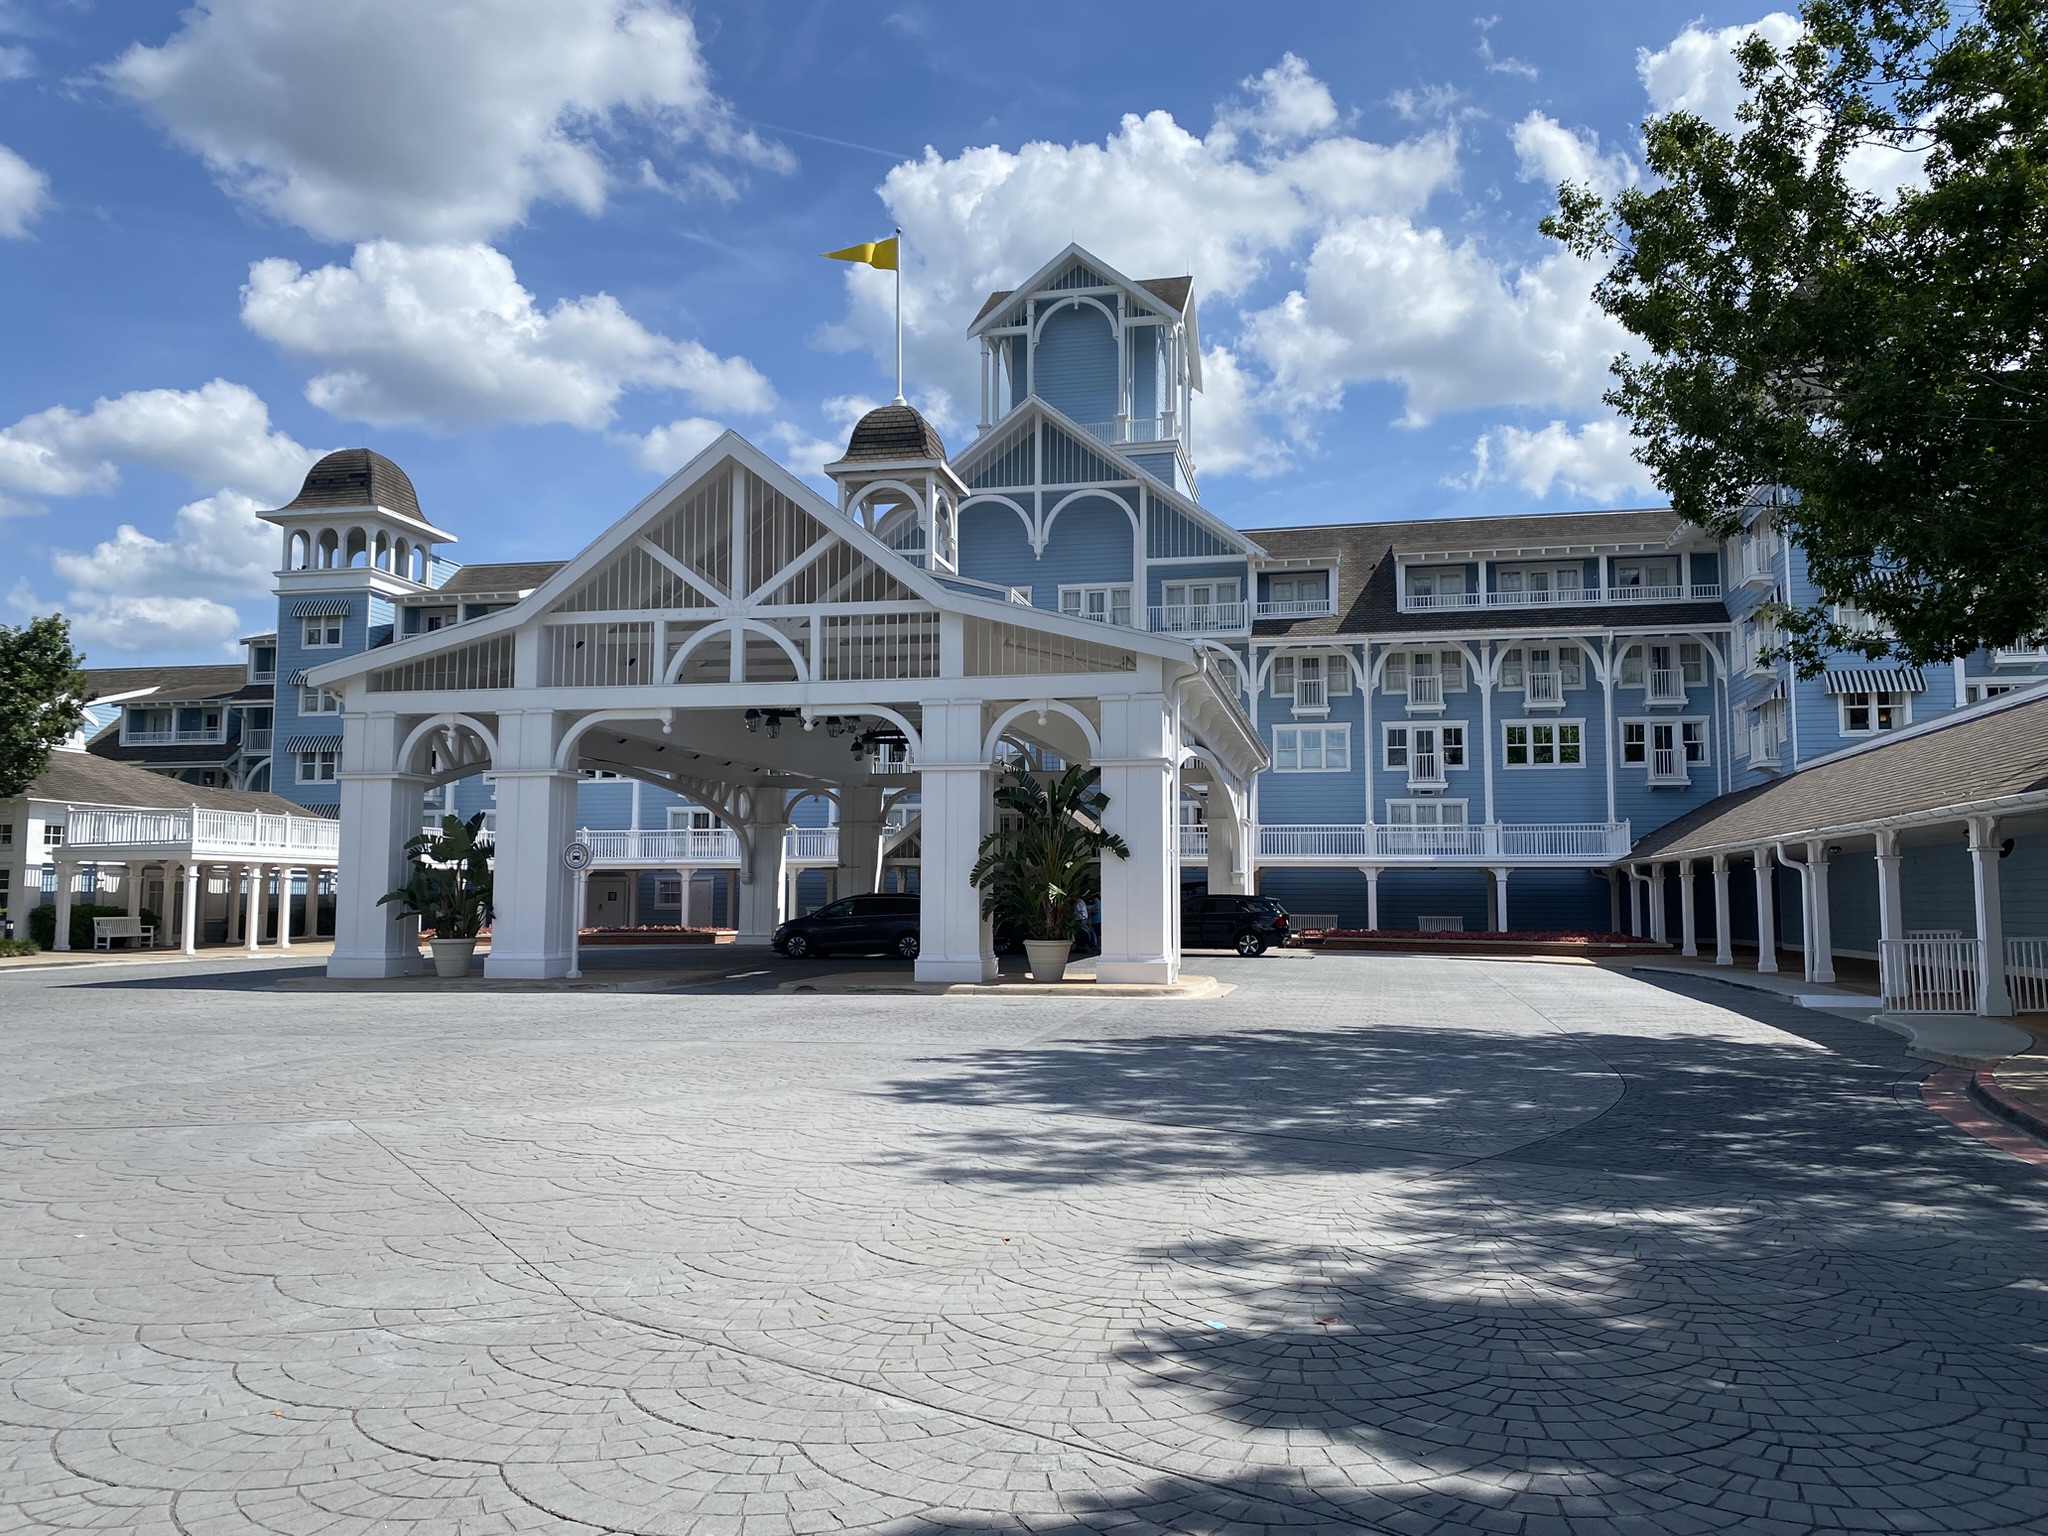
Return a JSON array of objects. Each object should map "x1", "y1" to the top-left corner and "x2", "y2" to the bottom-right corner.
[{"x1": 822, "y1": 236, "x2": 898, "y2": 271}]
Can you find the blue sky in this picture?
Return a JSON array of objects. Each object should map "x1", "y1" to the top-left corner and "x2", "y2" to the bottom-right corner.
[{"x1": 0, "y1": 0, "x2": 1793, "y2": 663}]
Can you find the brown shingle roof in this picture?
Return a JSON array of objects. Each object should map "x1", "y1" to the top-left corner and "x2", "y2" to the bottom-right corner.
[
  {"x1": 841, "y1": 404, "x2": 946, "y2": 463},
  {"x1": 1629, "y1": 693, "x2": 2048, "y2": 860},
  {"x1": 84, "y1": 665, "x2": 249, "y2": 702},
  {"x1": 273, "y1": 448, "x2": 426, "y2": 525},
  {"x1": 20, "y1": 750, "x2": 304, "y2": 814},
  {"x1": 430, "y1": 562, "x2": 564, "y2": 596}
]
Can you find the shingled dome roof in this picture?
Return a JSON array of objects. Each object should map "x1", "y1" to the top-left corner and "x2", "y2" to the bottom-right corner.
[
  {"x1": 275, "y1": 448, "x2": 425, "y2": 523},
  {"x1": 841, "y1": 404, "x2": 947, "y2": 464}
]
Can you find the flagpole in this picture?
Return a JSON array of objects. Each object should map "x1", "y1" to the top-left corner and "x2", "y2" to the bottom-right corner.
[{"x1": 893, "y1": 225, "x2": 905, "y2": 405}]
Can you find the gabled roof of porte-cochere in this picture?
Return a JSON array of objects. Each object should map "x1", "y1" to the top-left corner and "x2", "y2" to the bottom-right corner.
[{"x1": 1248, "y1": 510, "x2": 1730, "y2": 638}]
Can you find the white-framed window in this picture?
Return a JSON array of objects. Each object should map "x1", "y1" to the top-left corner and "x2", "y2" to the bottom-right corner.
[
  {"x1": 1679, "y1": 642, "x2": 1706, "y2": 684},
  {"x1": 1834, "y1": 601, "x2": 1891, "y2": 638},
  {"x1": 1272, "y1": 724, "x2": 1350, "y2": 771},
  {"x1": 1500, "y1": 646, "x2": 1585, "y2": 691},
  {"x1": 1403, "y1": 567, "x2": 1463, "y2": 598},
  {"x1": 1382, "y1": 724, "x2": 1463, "y2": 774},
  {"x1": 295, "y1": 749, "x2": 338, "y2": 783},
  {"x1": 1388, "y1": 798, "x2": 1468, "y2": 827},
  {"x1": 1495, "y1": 565, "x2": 1585, "y2": 598},
  {"x1": 249, "y1": 644, "x2": 276, "y2": 681},
  {"x1": 1271, "y1": 654, "x2": 1295, "y2": 697},
  {"x1": 1440, "y1": 724, "x2": 1467, "y2": 767},
  {"x1": 1504, "y1": 720, "x2": 1584, "y2": 767},
  {"x1": 1269, "y1": 571, "x2": 1332, "y2": 606},
  {"x1": 1967, "y1": 681, "x2": 2020, "y2": 704},
  {"x1": 1623, "y1": 719, "x2": 1709, "y2": 772},
  {"x1": 43, "y1": 823, "x2": 64, "y2": 848},
  {"x1": 655, "y1": 877, "x2": 684, "y2": 907},
  {"x1": 0, "y1": 822, "x2": 11, "y2": 848},
  {"x1": 301, "y1": 617, "x2": 343, "y2": 648},
  {"x1": 1618, "y1": 645, "x2": 1645, "y2": 686},
  {"x1": 1295, "y1": 654, "x2": 1327, "y2": 712},
  {"x1": 1059, "y1": 584, "x2": 1132, "y2": 627},
  {"x1": 1612, "y1": 558, "x2": 1678, "y2": 590},
  {"x1": 1161, "y1": 579, "x2": 1238, "y2": 614},
  {"x1": 1381, "y1": 649, "x2": 1464, "y2": 692},
  {"x1": 299, "y1": 687, "x2": 341, "y2": 714},
  {"x1": 1840, "y1": 691, "x2": 1910, "y2": 734},
  {"x1": 1384, "y1": 724, "x2": 1409, "y2": 770},
  {"x1": 1325, "y1": 653, "x2": 1353, "y2": 695},
  {"x1": 668, "y1": 806, "x2": 718, "y2": 831}
]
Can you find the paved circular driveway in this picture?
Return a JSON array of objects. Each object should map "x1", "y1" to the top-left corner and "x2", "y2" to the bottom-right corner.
[{"x1": 3, "y1": 951, "x2": 2045, "y2": 1534}]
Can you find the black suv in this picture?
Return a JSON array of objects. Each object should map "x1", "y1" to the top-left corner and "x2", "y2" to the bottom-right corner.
[
  {"x1": 774, "y1": 895, "x2": 921, "y2": 959},
  {"x1": 1182, "y1": 892, "x2": 1291, "y2": 955}
]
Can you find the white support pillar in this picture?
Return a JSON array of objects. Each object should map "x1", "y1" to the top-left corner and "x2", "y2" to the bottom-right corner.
[
  {"x1": 1610, "y1": 870, "x2": 1622, "y2": 934},
  {"x1": 277, "y1": 867, "x2": 295, "y2": 950},
  {"x1": 332, "y1": 719, "x2": 428, "y2": 977},
  {"x1": 1626, "y1": 868, "x2": 1644, "y2": 937},
  {"x1": 1968, "y1": 815, "x2": 2013, "y2": 1017},
  {"x1": 1712, "y1": 853, "x2": 1733, "y2": 966},
  {"x1": 835, "y1": 784, "x2": 886, "y2": 897},
  {"x1": 1364, "y1": 867, "x2": 1380, "y2": 931},
  {"x1": 1646, "y1": 864, "x2": 1667, "y2": 945},
  {"x1": 1679, "y1": 857, "x2": 1698, "y2": 958},
  {"x1": 246, "y1": 864, "x2": 265, "y2": 954},
  {"x1": 1874, "y1": 827, "x2": 1904, "y2": 999},
  {"x1": 53, "y1": 859, "x2": 75, "y2": 951},
  {"x1": 180, "y1": 862, "x2": 200, "y2": 955},
  {"x1": 1097, "y1": 693, "x2": 1178, "y2": 985},
  {"x1": 225, "y1": 862, "x2": 244, "y2": 948},
  {"x1": 1206, "y1": 782, "x2": 1251, "y2": 896},
  {"x1": 1753, "y1": 848, "x2": 1778, "y2": 973},
  {"x1": 915, "y1": 699, "x2": 995, "y2": 983},
  {"x1": 1491, "y1": 867, "x2": 1510, "y2": 934},
  {"x1": 125, "y1": 862, "x2": 142, "y2": 922},
  {"x1": 736, "y1": 796, "x2": 791, "y2": 947},
  {"x1": 1804, "y1": 839, "x2": 1834, "y2": 984}
]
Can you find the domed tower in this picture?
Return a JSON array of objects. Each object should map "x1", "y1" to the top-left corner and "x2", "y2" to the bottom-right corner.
[
  {"x1": 823, "y1": 404, "x2": 969, "y2": 574},
  {"x1": 262, "y1": 448, "x2": 455, "y2": 585}
]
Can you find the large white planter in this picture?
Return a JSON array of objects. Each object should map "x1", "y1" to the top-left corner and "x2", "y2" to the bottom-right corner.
[
  {"x1": 1023, "y1": 939, "x2": 1071, "y2": 984},
  {"x1": 430, "y1": 937, "x2": 477, "y2": 978}
]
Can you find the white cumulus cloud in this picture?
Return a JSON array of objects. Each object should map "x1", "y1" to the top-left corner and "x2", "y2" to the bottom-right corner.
[
  {"x1": 1512, "y1": 113, "x2": 1636, "y2": 198},
  {"x1": 1458, "y1": 418, "x2": 1657, "y2": 502},
  {"x1": 1638, "y1": 13, "x2": 1802, "y2": 131},
  {"x1": 242, "y1": 241, "x2": 775, "y2": 431},
  {"x1": 105, "y1": 0, "x2": 790, "y2": 244},
  {"x1": 629, "y1": 415, "x2": 725, "y2": 475},
  {"x1": 0, "y1": 141, "x2": 48, "y2": 237}
]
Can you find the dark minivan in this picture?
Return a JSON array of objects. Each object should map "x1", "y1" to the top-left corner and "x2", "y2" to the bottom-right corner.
[
  {"x1": 773, "y1": 894, "x2": 921, "y2": 959},
  {"x1": 1182, "y1": 892, "x2": 1291, "y2": 955}
]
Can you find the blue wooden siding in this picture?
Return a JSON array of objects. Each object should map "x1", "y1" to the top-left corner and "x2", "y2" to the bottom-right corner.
[
  {"x1": 1038, "y1": 497, "x2": 1135, "y2": 588},
  {"x1": 1506, "y1": 870, "x2": 1613, "y2": 932},
  {"x1": 958, "y1": 502, "x2": 1042, "y2": 599},
  {"x1": 1130, "y1": 326, "x2": 1161, "y2": 418},
  {"x1": 1033, "y1": 305, "x2": 1117, "y2": 424},
  {"x1": 1147, "y1": 503, "x2": 1238, "y2": 560}
]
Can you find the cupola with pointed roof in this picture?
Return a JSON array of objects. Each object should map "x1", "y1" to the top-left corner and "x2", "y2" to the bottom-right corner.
[
  {"x1": 262, "y1": 448, "x2": 456, "y2": 590},
  {"x1": 824, "y1": 404, "x2": 968, "y2": 574}
]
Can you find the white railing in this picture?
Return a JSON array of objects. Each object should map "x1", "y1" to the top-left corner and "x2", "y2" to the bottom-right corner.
[
  {"x1": 1256, "y1": 598, "x2": 1336, "y2": 620},
  {"x1": 1740, "y1": 627, "x2": 1779, "y2": 675},
  {"x1": 1179, "y1": 825, "x2": 1209, "y2": 860},
  {"x1": 1076, "y1": 415, "x2": 1177, "y2": 446},
  {"x1": 574, "y1": 826, "x2": 843, "y2": 866},
  {"x1": 1646, "y1": 668, "x2": 1688, "y2": 703},
  {"x1": 1405, "y1": 673, "x2": 1444, "y2": 712},
  {"x1": 120, "y1": 727, "x2": 229, "y2": 747},
  {"x1": 1148, "y1": 602, "x2": 1249, "y2": 634},
  {"x1": 1525, "y1": 670, "x2": 1562, "y2": 708},
  {"x1": 62, "y1": 807, "x2": 339, "y2": 861},
  {"x1": 786, "y1": 827, "x2": 838, "y2": 862},
  {"x1": 2006, "y1": 938, "x2": 2048, "y2": 1013},
  {"x1": 1994, "y1": 647, "x2": 2047, "y2": 667},
  {"x1": 243, "y1": 728, "x2": 273, "y2": 752},
  {"x1": 1735, "y1": 538, "x2": 1775, "y2": 588},
  {"x1": 1255, "y1": 822, "x2": 1631, "y2": 863},
  {"x1": 1407, "y1": 752, "x2": 1445, "y2": 790},
  {"x1": 1295, "y1": 675, "x2": 1327, "y2": 712},
  {"x1": 1398, "y1": 583, "x2": 1722, "y2": 614},
  {"x1": 1747, "y1": 723, "x2": 1782, "y2": 768},
  {"x1": 1881, "y1": 936, "x2": 1981, "y2": 1013},
  {"x1": 1649, "y1": 747, "x2": 1687, "y2": 785}
]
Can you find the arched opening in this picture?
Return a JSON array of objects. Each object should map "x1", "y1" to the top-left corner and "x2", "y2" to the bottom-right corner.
[
  {"x1": 346, "y1": 527, "x2": 369, "y2": 568},
  {"x1": 288, "y1": 531, "x2": 310, "y2": 570},
  {"x1": 316, "y1": 528, "x2": 340, "y2": 569},
  {"x1": 374, "y1": 531, "x2": 391, "y2": 572}
]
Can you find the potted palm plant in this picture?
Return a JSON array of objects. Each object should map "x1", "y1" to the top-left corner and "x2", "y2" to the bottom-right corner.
[
  {"x1": 969, "y1": 763, "x2": 1129, "y2": 982},
  {"x1": 379, "y1": 812, "x2": 494, "y2": 978}
]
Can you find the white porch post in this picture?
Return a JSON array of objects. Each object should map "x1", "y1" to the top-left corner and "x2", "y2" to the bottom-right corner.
[
  {"x1": 736, "y1": 795, "x2": 791, "y2": 947},
  {"x1": 1712, "y1": 853, "x2": 1733, "y2": 965},
  {"x1": 245, "y1": 864, "x2": 265, "y2": 954},
  {"x1": 1804, "y1": 839, "x2": 1834, "y2": 984},
  {"x1": 1646, "y1": 864, "x2": 1667, "y2": 944},
  {"x1": 1097, "y1": 692, "x2": 1178, "y2": 985},
  {"x1": 180, "y1": 862, "x2": 199, "y2": 955},
  {"x1": 331, "y1": 711, "x2": 424, "y2": 978},
  {"x1": 53, "y1": 858, "x2": 75, "y2": 951},
  {"x1": 1206, "y1": 781, "x2": 1251, "y2": 896},
  {"x1": 1753, "y1": 848, "x2": 1778, "y2": 973},
  {"x1": 915, "y1": 699, "x2": 995, "y2": 983},
  {"x1": 1626, "y1": 868, "x2": 1643, "y2": 937},
  {"x1": 1610, "y1": 870, "x2": 1622, "y2": 934},
  {"x1": 1874, "y1": 827, "x2": 1904, "y2": 1000},
  {"x1": 125, "y1": 863, "x2": 141, "y2": 922},
  {"x1": 1968, "y1": 814, "x2": 2013, "y2": 1017},
  {"x1": 1492, "y1": 867, "x2": 1510, "y2": 933},
  {"x1": 1679, "y1": 857, "x2": 1698, "y2": 958},
  {"x1": 1364, "y1": 867, "x2": 1380, "y2": 931},
  {"x1": 277, "y1": 867, "x2": 295, "y2": 950},
  {"x1": 835, "y1": 784, "x2": 886, "y2": 896},
  {"x1": 226, "y1": 862, "x2": 244, "y2": 947},
  {"x1": 485, "y1": 712, "x2": 579, "y2": 979}
]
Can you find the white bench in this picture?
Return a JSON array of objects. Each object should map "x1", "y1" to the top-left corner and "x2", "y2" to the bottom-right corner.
[{"x1": 92, "y1": 916, "x2": 155, "y2": 950}]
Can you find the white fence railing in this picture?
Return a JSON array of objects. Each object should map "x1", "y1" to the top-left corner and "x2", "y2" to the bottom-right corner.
[
  {"x1": 1649, "y1": 747, "x2": 1686, "y2": 785},
  {"x1": 1149, "y1": 602, "x2": 1249, "y2": 634},
  {"x1": 575, "y1": 826, "x2": 846, "y2": 866},
  {"x1": 1179, "y1": 825, "x2": 1209, "y2": 860},
  {"x1": 1256, "y1": 598, "x2": 1337, "y2": 620},
  {"x1": 1253, "y1": 822, "x2": 1631, "y2": 863},
  {"x1": 1406, "y1": 673, "x2": 1444, "y2": 711},
  {"x1": 2006, "y1": 938, "x2": 2048, "y2": 1013},
  {"x1": 63, "y1": 807, "x2": 340, "y2": 861},
  {"x1": 1398, "y1": 583, "x2": 1722, "y2": 614},
  {"x1": 1525, "y1": 670, "x2": 1563, "y2": 707},
  {"x1": 1881, "y1": 936, "x2": 1981, "y2": 1013},
  {"x1": 120, "y1": 727, "x2": 229, "y2": 747},
  {"x1": 1646, "y1": 668, "x2": 1689, "y2": 703},
  {"x1": 1747, "y1": 723, "x2": 1782, "y2": 767},
  {"x1": 1075, "y1": 415, "x2": 1177, "y2": 446}
]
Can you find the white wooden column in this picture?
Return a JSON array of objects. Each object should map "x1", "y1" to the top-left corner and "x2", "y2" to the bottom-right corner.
[
  {"x1": 915, "y1": 699, "x2": 995, "y2": 983},
  {"x1": 53, "y1": 859, "x2": 76, "y2": 951},
  {"x1": 245, "y1": 864, "x2": 266, "y2": 953},
  {"x1": 331, "y1": 711, "x2": 425, "y2": 978},
  {"x1": 1679, "y1": 857, "x2": 1698, "y2": 958},
  {"x1": 1711, "y1": 853, "x2": 1733, "y2": 966},
  {"x1": 180, "y1": 862, "x2": 200, "y2": 955},
  {"x1": 835, "y1": 784, "x2": 886, "y2": 896},
  {"x1": 225, "y1": 863, "x2": 244, "y2": 947},
  {"x1": 1206, "y1": 781, "x2": 1251, "y2": 896},
  {"x1": 1647, "y1": 864, "x2": 1667, "y2": 945},
  {"x1": 1364, "y1": 867, "x2": 1380, "y2": 931},
  {"x1": 1492, "y1": 867, "x2": 1510, "y2": 933},
  {"x1": 735, "y1": 796, "x2": 791, "y2": 947},
  {"x1": 1753, "y1": 848, "x2": 1778, "y2": 973},
  {"x1": 277, "y1": 867, "x2": 295, "y2": 950},
  {"x1": 1874, "y1": 827, "x2": 1904, "y2": 1000},
  {"x1": 1097, "y1": 693, "x2": 1178, "y2": 985},
  {"x1": 1803, "y1": 839, "x2": 1834, "y2": 984},
  {"x1": 1968, "y1": 814, "x2": 2013, "y2": 1017}
]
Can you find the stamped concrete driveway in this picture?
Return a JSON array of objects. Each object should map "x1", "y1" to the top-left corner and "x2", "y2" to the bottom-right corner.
[{"x1": 3, "y1": 951, "x2": 2046, "y2": 1535}]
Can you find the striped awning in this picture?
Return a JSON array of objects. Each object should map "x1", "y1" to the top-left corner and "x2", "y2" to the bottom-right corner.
[
  {"x1": 283, "y1": 735, "x2": 342, "y2": 754},
  {"x1": 286, "y1": 669, "x2": 311, "y2": 687},
  {"x1": 290, "y1": 599, "x2": 350, "y2": 617},
  {"x1": 1823, "y1": 667, "x2": 1926, "y2": 696}
]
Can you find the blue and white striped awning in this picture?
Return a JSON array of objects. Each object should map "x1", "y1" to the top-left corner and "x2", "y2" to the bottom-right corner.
[
  {"x1": 283, "y1": 735, "x2": 342, "y2": 754},
  {"x1": 286, "y1": 669, "x2": 311, "y2": 687},
  {"x1": 289, "y1": 599, "x2": 350, "y2": 617},
  {"x1": 1823, "y1": 667, "x2": 1926, "y2": 696}
]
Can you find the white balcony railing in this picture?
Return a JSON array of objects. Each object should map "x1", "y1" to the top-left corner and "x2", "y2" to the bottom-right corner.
[
  {"x1": 1255, "y1": 822, "x2": 1631, "y2": 864},
  {"x1": 120, "y1": 727, "x2": 230, "y2": 747},
  {"x1": 1649, "y1": 747, "x2": 1687, "y2": 785},
  {"x1": 1405, "y1": 673, "x2": 1444, "y2": 713},
  {"x1": 243, "y1": 728, "x2": 273, "y2": 753},
  {"x1": 1407, "y1": 752, "x2": 1446, "y2": 790},
  {"x1": 1398, "y1": 583, "x2": 1722, "y2": 615},
  {"x1": 1646, "y1": 668, "x2": 1688, "y2": 704},
  {"x1": 786, "y1": 827, "x2": 837, "y2": 863},
  {"x1": 1256, "y1": 597, "x2": 1337, "y2": 621},
  {"x1": 1295, "y1": 676, "x2": 1328, "y2": 713},
  {"x1": 1178, "y1": 824, "x2": 1209, "y2": 860},
  {"x1": 62, "y1": 807, "x2": 339, "y2": 862},
  {"x1": 1993, "y1": 646, "x2": 2047, "y2": 666},
  {"x1": 574, "y1": 826, "x2": 846, "y2": 867},
  {"x1": 1881, "y1": 936, "x2": 1981, "y2": 1013},
  {"x1": 1148, "y1": 602, "x2": 1249, "y2": 634},
  {"x1": 1747, "y1": 723, "x2": 1783, "y2": 768},
  {"x1": 1075, "y1": 415, "x2": 1178, "y2": 447},
  {"x1": 1524, "y1": 670, "x2": 1563, "y2": 709}
]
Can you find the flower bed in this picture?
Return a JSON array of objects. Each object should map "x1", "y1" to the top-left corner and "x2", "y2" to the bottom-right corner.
[
  {"x1": 578, "y1": 926, "x2": 735, "y2": 946},
  {"x1": 1304, "y1": 929, "x2": 1668, "y2": 957}
]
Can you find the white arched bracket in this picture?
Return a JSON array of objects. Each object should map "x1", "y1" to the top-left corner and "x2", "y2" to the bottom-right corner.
[
  {"x1": 1038, "y1": 487, "x2": 1139, "y2": 557},
  {"x1": 398, "y1": 713, "x2": 500, "y2": 783},
  {"x1": 981, "y1": 699, "x2": 1103, "y2": 764}
]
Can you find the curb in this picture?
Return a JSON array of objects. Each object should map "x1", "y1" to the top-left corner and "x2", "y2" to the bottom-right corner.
[
  {"x1": 778, "y1": 974, "x2": 1232, "y2": 1000},
  {"x1": 1969, "y1": 1065, "x2": 2048, "y2": 1144},
  {"x1": 1921, "y1": 1068, "x2": 2048, "y2": 1168}
]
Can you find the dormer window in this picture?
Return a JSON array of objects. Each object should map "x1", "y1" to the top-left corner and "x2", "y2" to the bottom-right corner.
[
  {"x1": 249, "y1": 644, "x2": 276, "y2": 681},
  {"x1": 1404, "y1": 568, "x2": 1464, "y2": 603},
  {"x1": 1263, "y1": 572, "x2": 1332, "y2": 618}
]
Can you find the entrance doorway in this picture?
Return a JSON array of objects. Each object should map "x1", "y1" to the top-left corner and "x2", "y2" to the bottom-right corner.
[{"x1": 585, "y1": 875, "x2": 629, "y2": 928}]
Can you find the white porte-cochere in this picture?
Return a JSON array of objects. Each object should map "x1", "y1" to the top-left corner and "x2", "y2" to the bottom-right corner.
[{"x1": 307, "y1": 433, "x2": 1266, "y2": 985}]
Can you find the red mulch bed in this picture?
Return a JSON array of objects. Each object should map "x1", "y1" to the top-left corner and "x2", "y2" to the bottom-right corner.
[
  {"x1": 578, "y1": 927, "x2": 735, "y2": 946},
  {"x1": 1304, "y1": 929, "x2": 1669, "y2": 957}
]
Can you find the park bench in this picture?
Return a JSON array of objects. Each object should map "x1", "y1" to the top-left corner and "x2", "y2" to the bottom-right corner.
[{"x1": 92, "y1": 916, "x2": 155, "y2": 950}]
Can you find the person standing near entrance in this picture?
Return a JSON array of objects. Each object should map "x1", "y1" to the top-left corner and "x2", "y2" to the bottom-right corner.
[{"x1": 1074, "y1": 896, "x2": 1096, "y2": 953}]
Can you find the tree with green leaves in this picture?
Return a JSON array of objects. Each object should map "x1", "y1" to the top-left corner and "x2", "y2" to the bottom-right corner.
[
  {"x1": 0, "y1": 615, "x2": 90, "y2": 798},
  {"x1": 969, "y1": 764, "x2": 1130, "y2": 942},
  {"x1": 378, "y1": 813, "x2": 495, "y2": 939},
  {"x1": 1546, "y1": 0, "x2": 2047, "y2": 670}
]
